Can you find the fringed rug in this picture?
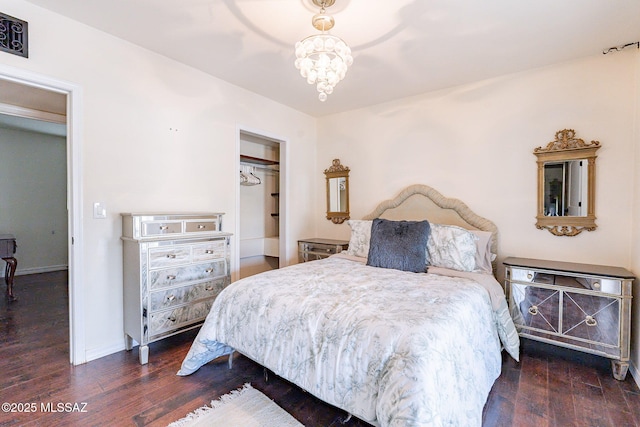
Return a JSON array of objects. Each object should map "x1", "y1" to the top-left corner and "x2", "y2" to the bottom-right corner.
[{"x1": 167, "y1": 383, "x2": 304, "y2": 427}]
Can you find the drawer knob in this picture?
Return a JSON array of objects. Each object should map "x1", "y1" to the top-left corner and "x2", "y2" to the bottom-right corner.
[
  {"x1": 159, "y1": 225, "x2": 169, "y2": 230},
  {"x1": 198, "y1": 225, "x2": 206, "y2": 229},
  {"x1": 527, "y1": 273, "x2": 533, "y2": 280},
  {"x1": 205, "y1": 250, "x2": 214, "y2": 254},
  {"x1": 528, "y1": 305, "x2": 539, "y2": 315},
  {"x1": 167, "y1": 316, "x2": 177, "y2": 322},
  {"x1": 166, "y1": 275, "x2": 176, "y2": 280},
  {"x1": 166, "y1": 295, "x2": 176, "y2": 302},
  {"x1": 205, "y1": 285, "x2": 214, "y2": 291},
  {"x1": 205, "y1": 268, "x2": 214, "y2": 273},
  {"x1": 593, "y1": 281, "x2": 601, "y2": 290},
  {"x1": 585, "y1": 315, "x2": 597, "y2": 327},
  {"x1": 166, "y1": 254, "x2": 176, "y2": 259}
]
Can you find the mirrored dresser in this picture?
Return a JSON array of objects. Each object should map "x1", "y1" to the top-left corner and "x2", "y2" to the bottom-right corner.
[
  {"x1": 121, "y1": 213, "x2": 232, "y2": 364},
  {"x1": 504, "y1": 257, "x2": 634, "y2": 380}
]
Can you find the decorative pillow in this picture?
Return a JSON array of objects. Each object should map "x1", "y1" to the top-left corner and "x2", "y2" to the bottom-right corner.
[
  {"x1": 427, "y1": 224, "x2": 478, "y2": 272},
  {"x1": 345, "y1": 220, "x2": 372, "y2": 258},
  {"x1": 366, "y1": 218, "x2": 431, "y2": 273},
  {"x1": 470, "y1": 230, "x2": 495, "y2": 274}
]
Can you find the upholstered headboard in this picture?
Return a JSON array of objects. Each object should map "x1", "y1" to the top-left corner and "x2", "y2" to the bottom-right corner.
[{"x1": 362, "y1": 184, "x2": 499, "y2": 272}]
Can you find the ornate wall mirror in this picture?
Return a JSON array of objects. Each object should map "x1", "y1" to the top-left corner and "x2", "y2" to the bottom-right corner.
[
  {"x1": 324, "y1": 159, "x2": 350, "y2": 224},
  {"x1": 534, "y1": 129, "x2": 600, "y2": 236}
]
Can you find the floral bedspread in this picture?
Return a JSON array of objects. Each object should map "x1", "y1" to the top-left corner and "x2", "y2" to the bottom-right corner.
[{"x1": 178, "y1": 256, "x2": 520, "y2": 427}]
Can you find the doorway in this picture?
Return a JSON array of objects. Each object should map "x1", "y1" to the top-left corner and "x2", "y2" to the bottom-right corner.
[
  {"x1": 0, "y1": 66, "x2": 84, "y2": 364},
  {"x1": 236, "y1": 128, "x2": 287, "y2": 280}
]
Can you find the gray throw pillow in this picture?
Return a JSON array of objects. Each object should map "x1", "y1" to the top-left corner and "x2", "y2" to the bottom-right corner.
[{"x1": 366, "y1": 218, "x2": 431, "y2": 273}]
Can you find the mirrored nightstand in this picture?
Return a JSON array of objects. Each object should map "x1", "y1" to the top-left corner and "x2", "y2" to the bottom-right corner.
[
  {"x1": 504, "y1": 257, "x2": 634, "y2": 380},
  {"x1": 298, "y1": 238, "x2": 349, "y2": 263}
]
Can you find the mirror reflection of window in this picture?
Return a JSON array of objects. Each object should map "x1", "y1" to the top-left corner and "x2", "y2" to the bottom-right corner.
[
  {"x1": 543, "y1": 160, "x2": 587, "y2": 217},
  {"x1": 329, "y1": 177, "x2": 343, "y2": 212}
]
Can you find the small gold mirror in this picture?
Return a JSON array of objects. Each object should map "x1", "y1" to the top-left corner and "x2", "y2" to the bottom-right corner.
[
  {"x1": 324, "y1": 159, "x2": 350, "y2": 224},
  {"x1": 534, "y1": 129, "x2": 600, "y2": 236}
]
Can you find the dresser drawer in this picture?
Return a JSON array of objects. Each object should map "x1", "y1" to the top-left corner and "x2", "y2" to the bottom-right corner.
[
  {"x1": 149, "y1": 260, "x2": 227, "y2": 290},
  {"x1": 192, "y1": 240, "x2": 227, "y2": 262},
  {"x1": 142, "y1": 220, "x2": 182, "y2": 237},
  {"x1": 148, "y1": 245, "x2": 191, "y2": 268},
  {"x1": 185, "y1": 219, "x2": 220, "y2": 233},
  {"x1": 148, "y1": 277, "x2": 229, "y2": 311},
  {"x1": 149, "y1": 299, "x2": 214, "y2": 335}
]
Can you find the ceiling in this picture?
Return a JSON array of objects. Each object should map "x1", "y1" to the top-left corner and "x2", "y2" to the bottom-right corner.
[{"x1": 19, "y1": 0, "x2": 640, "y2": 117}]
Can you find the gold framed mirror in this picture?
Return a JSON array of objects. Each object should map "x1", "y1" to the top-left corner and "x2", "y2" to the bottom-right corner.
[
  {"x1": 324, "y1": 159, "x2": 350, "y2": 224},
  {"x1": 534, "y1": 129, "x2": 600, "y2": 236}
]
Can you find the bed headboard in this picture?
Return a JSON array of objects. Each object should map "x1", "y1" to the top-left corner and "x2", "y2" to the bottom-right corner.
[{"x1": 362, "y1": 184, "x2": 499, "y2": 272}]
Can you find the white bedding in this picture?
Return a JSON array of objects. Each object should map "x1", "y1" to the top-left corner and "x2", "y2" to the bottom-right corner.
[{"x1": 178, "y1": 254, "x2": 520, "y2": 427}]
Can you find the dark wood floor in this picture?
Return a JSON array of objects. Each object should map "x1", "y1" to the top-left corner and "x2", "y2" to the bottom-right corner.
[{"x1": 1, "y1": 271, "x2": 639, "y2": 426}]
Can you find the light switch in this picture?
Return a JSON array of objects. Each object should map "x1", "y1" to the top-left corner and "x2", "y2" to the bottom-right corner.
[{"x1": 93, "y1": 202, "x2": 107, "y2": 219}]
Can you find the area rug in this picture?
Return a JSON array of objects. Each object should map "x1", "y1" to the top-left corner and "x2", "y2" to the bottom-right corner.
[{"x1": 167, "y1": 383, "x2": 304, "y2": 427}]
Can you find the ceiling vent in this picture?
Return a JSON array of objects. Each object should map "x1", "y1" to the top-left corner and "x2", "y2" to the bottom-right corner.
[{"x1": 0, "y1": 12, "x2": 28, "y2": 58}]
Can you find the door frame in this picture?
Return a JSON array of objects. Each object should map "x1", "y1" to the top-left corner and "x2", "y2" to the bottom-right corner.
[
  {"x1": 234, "y1": 125, "x2": 288, "y2": 281},
  {"x1": 0, "y1": 64, "x2": 85, "y2": 365}
]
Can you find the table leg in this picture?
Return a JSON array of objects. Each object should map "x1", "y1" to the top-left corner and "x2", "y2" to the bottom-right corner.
[{"x1": 3, "y1": 257, "x2": 17, "y2": 301}]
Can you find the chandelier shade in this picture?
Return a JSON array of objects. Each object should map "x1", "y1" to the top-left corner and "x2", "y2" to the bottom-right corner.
[{"x1": 294, "y1": 1, "x2": 353, "y2": 102}]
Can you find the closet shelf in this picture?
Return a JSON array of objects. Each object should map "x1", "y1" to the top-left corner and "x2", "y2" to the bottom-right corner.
[{"x1": 240, "y1": 155, "x2": 279, "y2": 166}]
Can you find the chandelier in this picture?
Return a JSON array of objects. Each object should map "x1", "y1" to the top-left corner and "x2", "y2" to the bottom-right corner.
[{"x1": 294, "y1": 0, "x2": 353, "y2": 102}]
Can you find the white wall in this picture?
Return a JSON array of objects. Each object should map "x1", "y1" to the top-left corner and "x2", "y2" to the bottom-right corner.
[
  {"x1": 1, "y1": 0, "x2": 317, "y2": 361},
  {"x1": 631, "y1": 52, "x2": 640, "y2": 385},
  {"x1": 316, "y1": 52, "x2": 640, "y2": 375},
  {"x1": 0, "y1": 125, "x2": 68, "y2": 273}
]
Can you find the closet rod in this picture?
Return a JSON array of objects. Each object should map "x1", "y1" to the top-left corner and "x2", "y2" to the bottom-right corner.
[{"x1": 240, "y1": 162, "x2": 279, "y2": 172}]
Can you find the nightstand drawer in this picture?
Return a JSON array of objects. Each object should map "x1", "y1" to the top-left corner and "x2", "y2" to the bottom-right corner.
[
  {"x1": 298, "y1": 238, "x2": 349, "y2": 263},
  {"x1": 302, "y1": 242, "x2": 340, "y2": 255},
  {"x1": 510, "y1": 267, "x2": 622, "y2": 295},
  {"x1": 511, "y1": 283, "x2": 560, "y2": 334}
]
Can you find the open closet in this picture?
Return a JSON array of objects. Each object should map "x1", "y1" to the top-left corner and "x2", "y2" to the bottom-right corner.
[{"x1": 239, "y1": 131, "x2": 281, "y2": 279}]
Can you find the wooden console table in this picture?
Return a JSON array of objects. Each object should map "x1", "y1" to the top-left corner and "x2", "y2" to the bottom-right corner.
[{"x1": 0, "y1": 234, "x2": 17, "y2": 301}]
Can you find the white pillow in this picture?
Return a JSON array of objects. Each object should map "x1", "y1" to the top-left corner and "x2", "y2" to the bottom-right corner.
[
  {"x1": 470, "y1": 230, "x2": 495, "y2": 274},
  {"x1": 427, "y1": 224, "x2": 478, "y2": 272},
  {"x1": 345, "y1": 220, "x2": 372, "y2": 258}
]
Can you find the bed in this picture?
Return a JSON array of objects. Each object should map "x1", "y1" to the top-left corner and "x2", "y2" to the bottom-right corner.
[{"x1": 177, "y1": 184, "x2": 520, "y2": 427}]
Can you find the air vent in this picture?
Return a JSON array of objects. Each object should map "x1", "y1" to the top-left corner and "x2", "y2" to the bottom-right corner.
[{"x1": 0, "y1": 12, "x2": 28, "y2": 58}]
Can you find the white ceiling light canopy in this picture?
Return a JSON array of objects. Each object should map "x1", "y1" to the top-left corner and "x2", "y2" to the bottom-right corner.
[{"x1": 294, "y1": 0, "x2": 354, "y2": 102}]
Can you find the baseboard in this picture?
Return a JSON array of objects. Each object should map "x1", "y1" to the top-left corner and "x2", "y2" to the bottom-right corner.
[
  {"x1": 84, "y1": 340, "x2": 127, "y2": 364},
  {"x1": 0, "y1": 264, "x2": 68, "y2": 277}
]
